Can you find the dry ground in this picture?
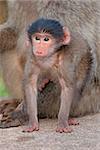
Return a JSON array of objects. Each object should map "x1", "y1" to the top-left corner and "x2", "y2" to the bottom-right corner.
[{"x1": 0, "y1": 113, "x2": 100, "y2": 150}]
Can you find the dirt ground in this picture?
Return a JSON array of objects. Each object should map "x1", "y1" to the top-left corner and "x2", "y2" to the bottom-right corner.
[{"x1": 0, "y1": 113, "x2": 100, "y2": 150}]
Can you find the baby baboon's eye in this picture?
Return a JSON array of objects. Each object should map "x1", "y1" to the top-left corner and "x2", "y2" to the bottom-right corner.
[{"x1": 44, "y1": 37, "x2": 49, "y2": 41}]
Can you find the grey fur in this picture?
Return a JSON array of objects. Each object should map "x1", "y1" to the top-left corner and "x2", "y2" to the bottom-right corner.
[{"x1": 0, "y1": 0, "x2": 100, "y2": 127}]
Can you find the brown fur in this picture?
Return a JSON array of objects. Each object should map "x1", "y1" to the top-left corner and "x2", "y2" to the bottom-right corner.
[
  {"x1": 0, "y1": 0, "x2": 8, "y2": 24},
  {"x1": 0, "y1": 27, "x2": 17, "y2": 52},
  {"x1": 0, "y1": 0, "x2": 100, "y2": 128}
]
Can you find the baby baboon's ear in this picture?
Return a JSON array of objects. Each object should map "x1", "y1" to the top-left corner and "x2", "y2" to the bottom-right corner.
[{"x1": 62, "y1": 27, "x2": 71, "y2": 45}]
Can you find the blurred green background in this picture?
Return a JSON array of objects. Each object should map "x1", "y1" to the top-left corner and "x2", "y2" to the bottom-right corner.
[{"x1": 0, "y1": 76, "x2": 10, "y2": 97}]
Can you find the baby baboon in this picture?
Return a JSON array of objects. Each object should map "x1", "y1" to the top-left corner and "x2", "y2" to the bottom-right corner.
[{"x1": 0, "y1": 0, "x2": 100, "y2": 128}]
